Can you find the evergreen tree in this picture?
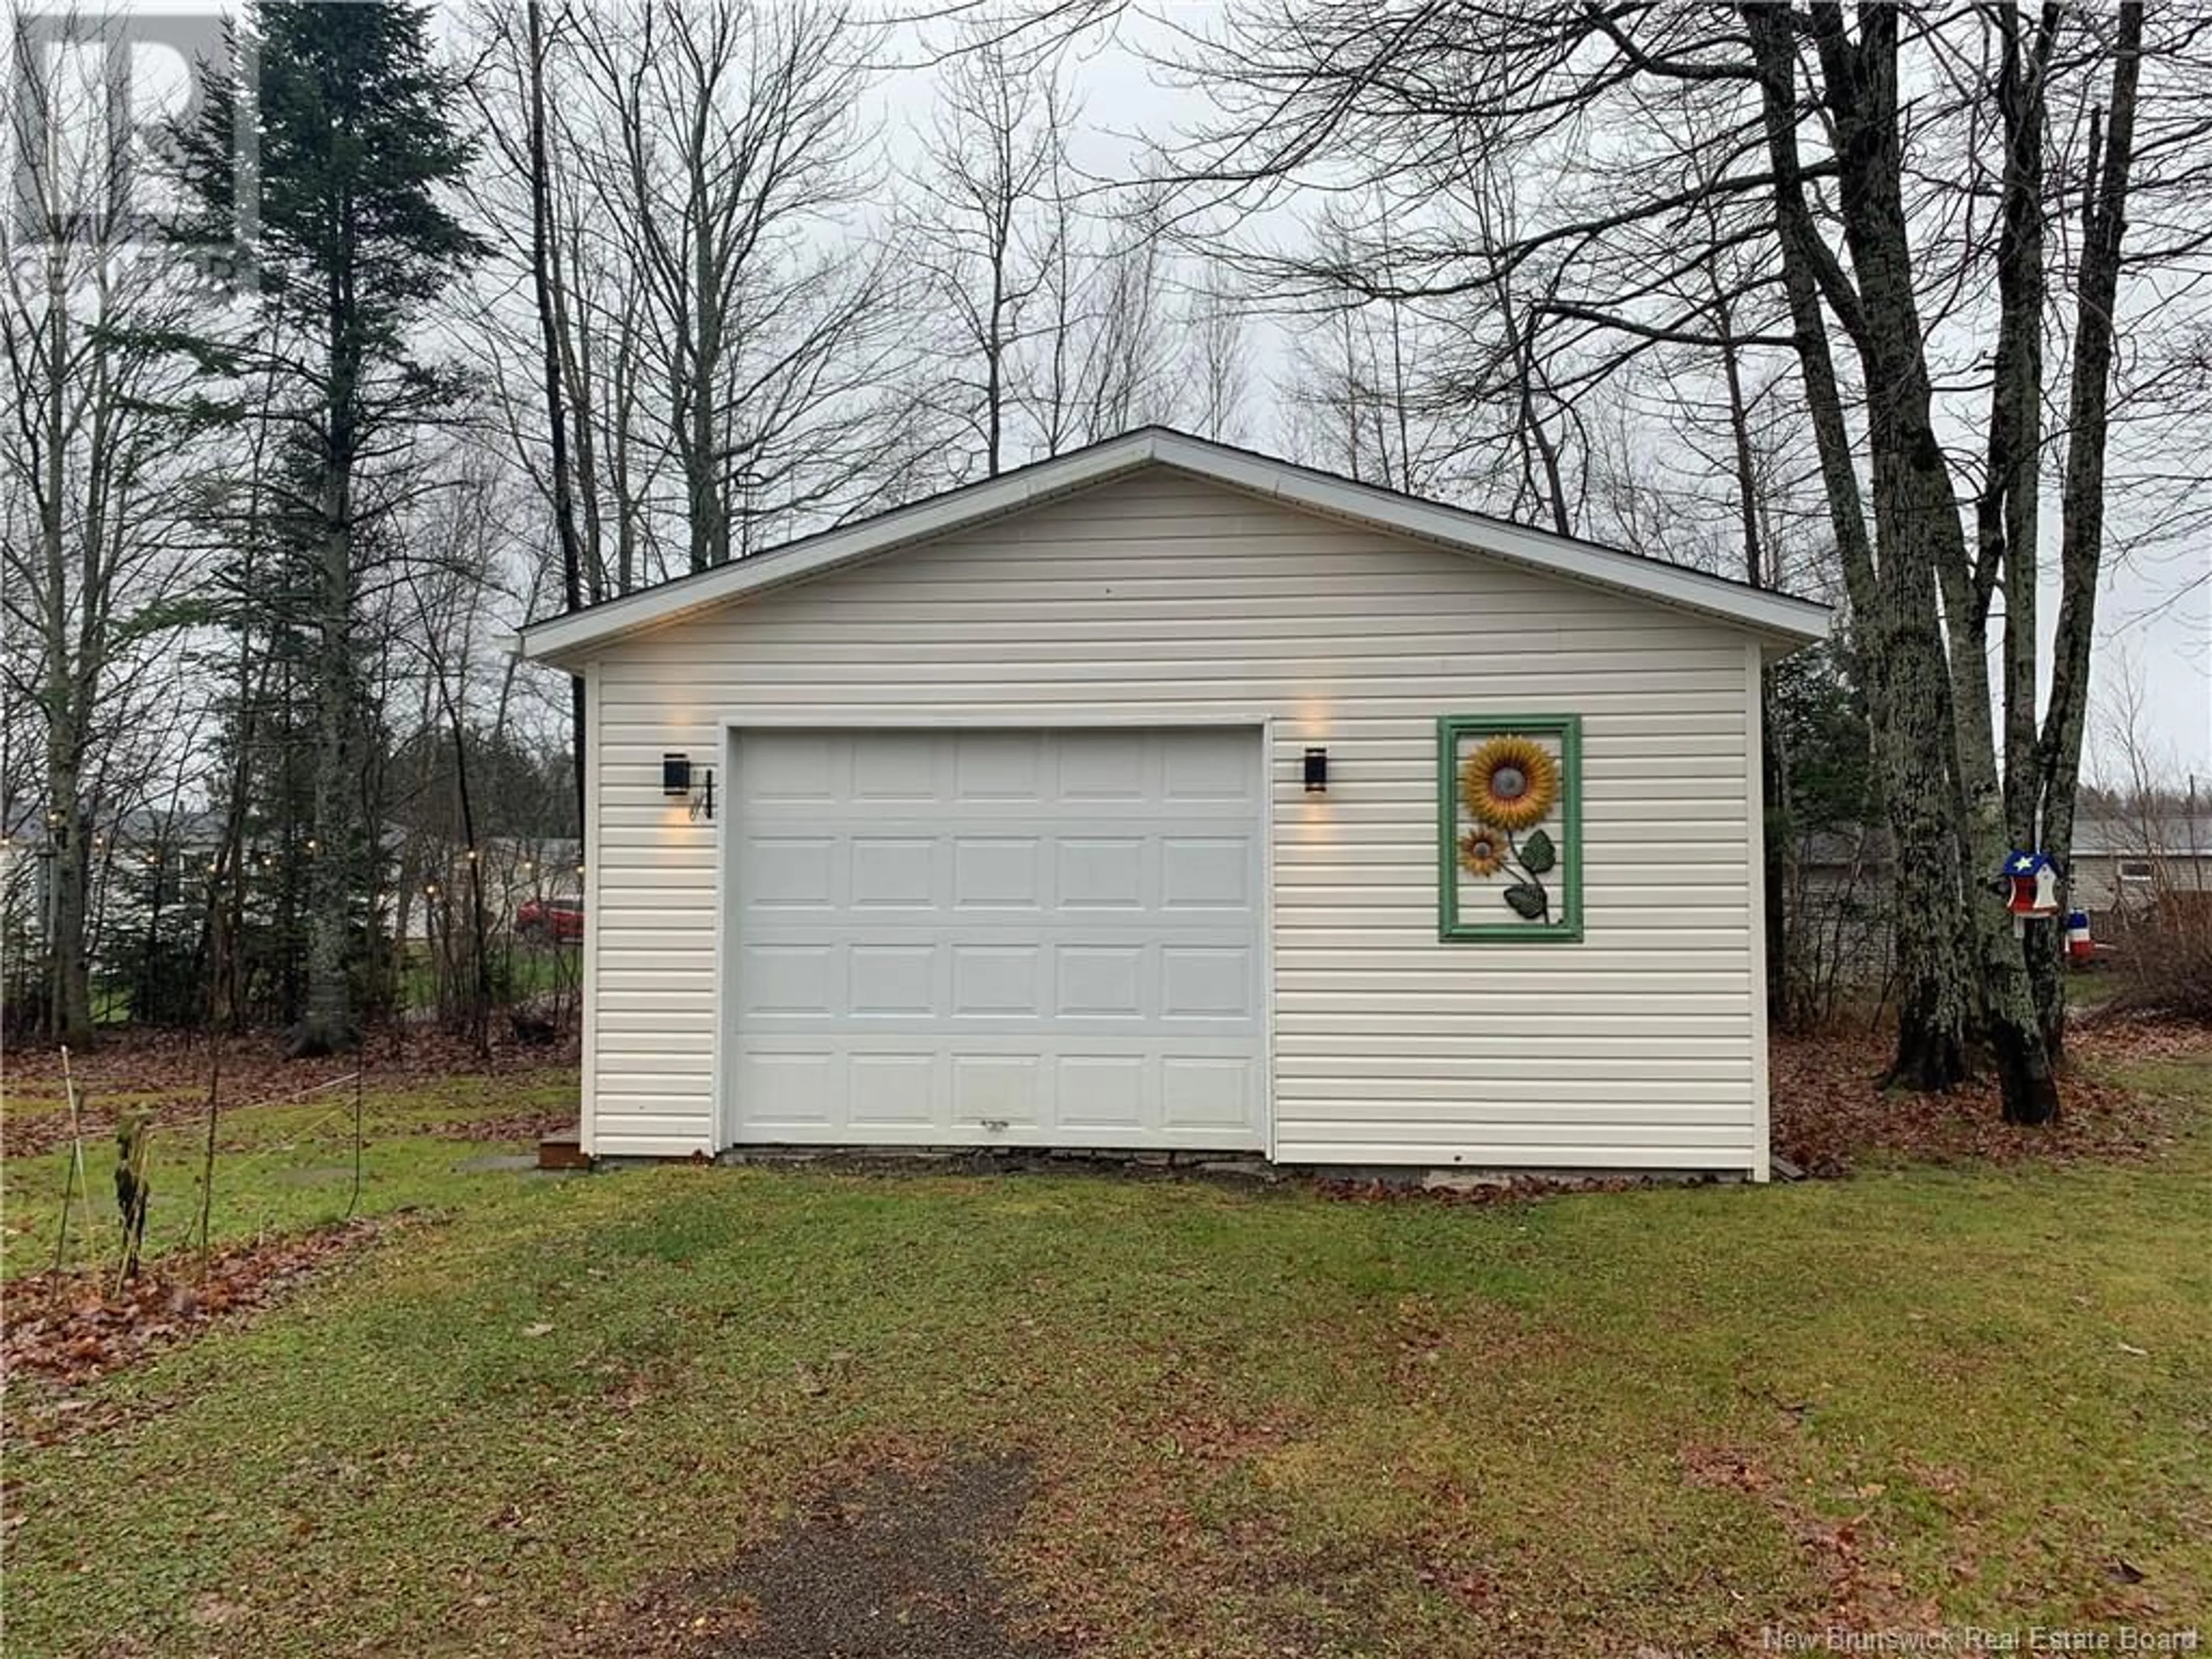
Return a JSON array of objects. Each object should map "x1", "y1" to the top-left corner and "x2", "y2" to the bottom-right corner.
[{"x1": 170, "y1": 1, "x2": 484, "y2": 1053}]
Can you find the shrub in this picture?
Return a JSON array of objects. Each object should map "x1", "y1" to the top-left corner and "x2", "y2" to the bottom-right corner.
[{"x1": 2103, "y1": 894, "x2": 2212, "y2": 1024}]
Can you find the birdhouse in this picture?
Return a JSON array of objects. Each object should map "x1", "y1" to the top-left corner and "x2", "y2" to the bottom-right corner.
[
  {"x1": 2066, "y1": 908, "x2": 2094, "y2": 962},
  {"x1": 2002, "y1": 850, "x2": 2061, "y2": 918}
]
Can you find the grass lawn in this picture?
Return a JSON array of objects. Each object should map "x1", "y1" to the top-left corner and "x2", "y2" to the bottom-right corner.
[
  {"x1": 395, "y1": 939, "x2": 579, "y2": 1013},
  {"x1": 0, "y1": 1067, "x2": 579, "y2": 1282},
  {"x1": 3, "y1": 1041, "x2": 2208, "y2": 1656}
]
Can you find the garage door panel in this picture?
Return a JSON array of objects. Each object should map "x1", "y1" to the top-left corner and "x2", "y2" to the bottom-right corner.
[
  {"x1": 1164, "y1": 729, "x2": 1259, "y2": 800},
  {"x1": 953, "y1": 837, "x2": 1043, "y2": 907},
  {"x1": 849, "y1": 1054, "x2": 937, "y2": 1126},
  {"x1": 1162, "y1": 946, "x2": 1257, "y2": 1019},
  {"x1": 851, "y1": 838, "x2": 935, "y2": 907},
  {"x1": 1164, "y1": 1058, "x2": 1257, "y2": 1130},
  {"x1": 740, "y1": 944, "x2": 837, "y2": 1016},
  {"x1": 952, "y1": 945, "x2": 1044, "y2": 1015},
  {"x1": 952, "y1": 1054, "x2": 1042, "y2": 1126},
  {"x1": 851, "y1": 733, "x2": 937, "y2": 800},
  {"x1": 1058, "y1": 838, "x2": 1145, "y2": 908},
  {"x1": 850, "y1": 944, "x2": 935, "y2": 1015},
  {"x1": 746, "y1": 837, "x2": 838, "y2": 907},
  {"x1": 738, "y1": 1051, "x2": 838, "y2": 1126},
  {"x1": 1056, "y1": 736, "x2": 1147, "y2": 800},
  {"x1": 747, "y1": 741, "x2": 838, "y2": 801},
  {"x1": 1056, "y1": 1056, "x2": 1147, "y2": 1130},
  {"x1": 1162, "y1": 837, "x2": 1251, "y2": 908},
  {"x1": 1057, "y1": 945, "x2": 1143, "y2": 1017},
  {"x1": 731, "y1": 728, "x2": 1266, "y2": 1150},
  {"x1": 955, "y1": 730, "x2": 1046, "y2": 799}
]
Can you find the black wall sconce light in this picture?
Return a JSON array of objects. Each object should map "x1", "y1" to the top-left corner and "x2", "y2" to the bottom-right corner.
[
  {"x1": 1303, "y1": 747, "x2": 1329, "y2": 793},
  {"x1": 663, "y1": 751, "x2": 717, "y2": 820}
]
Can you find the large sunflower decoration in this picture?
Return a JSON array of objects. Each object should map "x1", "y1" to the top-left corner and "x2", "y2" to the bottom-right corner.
[{"x1": 1457, "y1": 733, "x2": 1565, "y2": 922}]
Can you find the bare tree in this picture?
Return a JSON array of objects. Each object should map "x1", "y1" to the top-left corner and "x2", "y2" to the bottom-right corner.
[
  {"x1": 393, "y1": 446, "x2": 510, "y2": 1054},
  {"x1": 1181, "y1": 286, "x2": 1249, "y2": 444},
  {"x1": 2032, "y1": 2, "x2": 2152, "y2": 1051},
  {"x1": 1277, "y1": 202, "x2": 1460, "y2": 495},
  {"x1": 908, "y1": 29, "x2": 1069, "y2": 477},
  {"x1": 565, "y1": 0, "x2": 908, "y2": 569},
  {"x1": 525, "y1": 0, "x2": 587, "y2": 847},
  {"x1": 1, "y1": 7, "x2": 207, "y2": 1046}
]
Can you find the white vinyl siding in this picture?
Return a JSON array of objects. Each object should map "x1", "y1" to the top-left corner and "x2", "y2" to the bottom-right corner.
[{"x1": 582, "y1": 468, "x2": 1762, "y2": 1172}]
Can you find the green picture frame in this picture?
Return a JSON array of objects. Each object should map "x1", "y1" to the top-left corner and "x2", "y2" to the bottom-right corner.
[{"x1": 1437, "y1": 713, "x2": 1584, "y2": 943}]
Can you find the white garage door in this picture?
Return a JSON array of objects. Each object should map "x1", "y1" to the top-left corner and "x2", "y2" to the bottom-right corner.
[{"x1": 729, "y1": 727, "x2": 1266, "y2": 1150}]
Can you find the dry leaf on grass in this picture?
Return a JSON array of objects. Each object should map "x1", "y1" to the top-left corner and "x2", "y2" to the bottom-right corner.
[{"x1": 2, "y1": 1217, "x2": 392, "y2": 1443}]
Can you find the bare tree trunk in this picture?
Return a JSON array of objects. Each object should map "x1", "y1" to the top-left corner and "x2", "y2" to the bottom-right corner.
[
  {"x1": 1705, "y1": 261, "x2": 1796, "y2": 1028},
  {"x1": 526, "y1": 0, "x2": 589, "y2": 855},
  {"x1": 2033, "y1": 1, "x2": 2144, "y2": 1056},
  {"x1": 297, "y1": 452, "x2": 359, "y2": 1055},
  {"x1": 1744, "y1": 3, "x2": 1972, "y2": 1089},
  {"x1": 1807, "y1": 10, "x2": 2054, "y2": 1118},
  {"x1": 205, "y1": 334, "x2": 285, "y2": 1034},
  {"x1": 1989, "y1": 8, "x2": 2057, "y2": 851},
  {"x1": 1807, "y1": 9, "x2": 2054, "y2": 1122},
  {"x1": 453, "y1": 720, "x2": 491, "y2": 1057},
  {"x1": 41, "y1": 753, "x2": 93, "y2": 1046},
  {"x1": 36, "y1": 234, "x2": 93, "y2": 1047}
]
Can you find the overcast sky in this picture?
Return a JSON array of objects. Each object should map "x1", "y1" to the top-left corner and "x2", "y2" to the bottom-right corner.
[
  {"x1": 938, "y1": 9, "x2": 2211, "y2": 785},
  {"x1": 99, "y1": 0, "x2": 2212, "y2": 785}
]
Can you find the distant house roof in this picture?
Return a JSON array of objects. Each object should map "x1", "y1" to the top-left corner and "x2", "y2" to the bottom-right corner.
[
  {"x1": 518, "y1": 426, "x2": 1831, "y2": 662},
  {"x1": 0, "y1": 804, "x2": 226, "y2": 847},
  {"x1": 2073, "y1": 816, "x2": 2212, "y2": 858},
  {"x1": 1797, "y1": 815, "x2": 2212, "y2": 869}
]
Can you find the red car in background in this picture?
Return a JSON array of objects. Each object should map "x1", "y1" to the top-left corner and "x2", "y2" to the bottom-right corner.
[{"x1": 516, "y1": 896, "x2": 584, "y2": 942}]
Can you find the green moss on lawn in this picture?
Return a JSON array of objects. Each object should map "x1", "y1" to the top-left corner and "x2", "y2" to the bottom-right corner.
[{"x1": 4, "y1": 1054, "x2": 2209, "y2": 1656}]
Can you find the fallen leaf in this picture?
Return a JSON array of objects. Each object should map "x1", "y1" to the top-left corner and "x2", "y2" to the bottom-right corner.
[
  {"x1": 188, "y1": 1594, "x2": 247, "y2": 1629},
  {"x1": 1768, "y1": 1024, "x2": 2198, "y2": 1174},
  {"x1": 3, "y1": 1218, "x2": 389, "y2": 1441}
]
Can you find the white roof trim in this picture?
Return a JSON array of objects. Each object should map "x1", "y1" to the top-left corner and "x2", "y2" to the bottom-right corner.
[{"x1": 518, "y1": 429, "x2": 1830, "y2": 662}]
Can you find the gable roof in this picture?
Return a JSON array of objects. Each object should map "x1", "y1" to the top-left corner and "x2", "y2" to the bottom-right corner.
[{"x1": 517, "y1": 427, "x2": 1831, "y2": 662}]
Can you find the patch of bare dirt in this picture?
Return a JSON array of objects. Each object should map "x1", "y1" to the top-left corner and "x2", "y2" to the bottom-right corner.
[
  {"x1": 1, "y1": 1216, "x2": 393, "y2": 1446},
  {"x1": 1310, "y1": 1170, "x2": 1650, "y2": 1206},
  {"x1": 1770, "y1": 1023, "x2": 2207, "y2": 1176},
  {"x1": 576, "y1": 1454, "x2": 1055, "y2": 1659}
]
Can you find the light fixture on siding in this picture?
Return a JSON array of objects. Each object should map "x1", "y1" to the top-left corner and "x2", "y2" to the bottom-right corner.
[
  {"x1": 662, "y1": 751, "x2": 717, "y2": 820},
  {"x1": 1304, "y1": 747, "x2": 1328, "y2": 793}
]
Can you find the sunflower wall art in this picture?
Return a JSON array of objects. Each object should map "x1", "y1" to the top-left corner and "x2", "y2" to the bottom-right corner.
[{"x1": 1437, "y1": 714, "x2": 1583, "y2": 942}]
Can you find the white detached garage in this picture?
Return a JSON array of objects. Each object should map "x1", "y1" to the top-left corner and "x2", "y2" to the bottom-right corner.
[{"x1": 518, "y1": 429, "x2": 1828, "y2": 1179}]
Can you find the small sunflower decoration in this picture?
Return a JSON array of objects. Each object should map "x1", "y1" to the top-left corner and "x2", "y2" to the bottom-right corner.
[
  {"x1": 1459, "y1": 826, "x2": 1508, "y2": 877},
  {"x1": 1460, "y1": 736, "x2": 1558, "y2": 831}
]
